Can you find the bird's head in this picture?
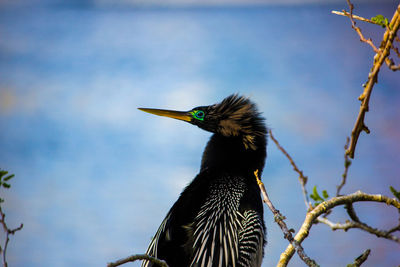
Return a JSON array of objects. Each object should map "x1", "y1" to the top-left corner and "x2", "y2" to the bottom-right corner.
[{"x1": 139, "y1": 94, "x2": 267, "y2": 150}]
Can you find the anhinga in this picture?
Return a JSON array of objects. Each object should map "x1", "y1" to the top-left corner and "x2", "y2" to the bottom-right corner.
[{"x1": 139, "y1": 94, "x2": 267, "y2": 267}]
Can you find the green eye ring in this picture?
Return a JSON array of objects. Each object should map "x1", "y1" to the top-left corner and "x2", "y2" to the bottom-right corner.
[{"x1": 191, "y1": 110, "x2": 205, "y2": 121}]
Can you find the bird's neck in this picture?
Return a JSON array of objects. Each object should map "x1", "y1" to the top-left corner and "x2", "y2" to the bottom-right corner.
[{"x1": 200, "y1": 133, "x2": 267, "y2": 176}]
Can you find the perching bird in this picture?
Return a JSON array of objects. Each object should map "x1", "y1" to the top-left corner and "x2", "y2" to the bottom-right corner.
[{"x1": 139, "y1": 94, "x2": 267, "y2": 267}]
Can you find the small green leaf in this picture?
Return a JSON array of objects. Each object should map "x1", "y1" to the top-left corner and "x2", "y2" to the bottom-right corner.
[
  {"x1": 310, "y1": 185, "x2": 324, "y2": 202},
  {"x1": 3, "y1": 174, "x2": 14, "y2": 181},
  {"x1": 389, "y1": 186, "x2": 400, "y2": 201},
  {"x1": 322, "y1": 190, "x2": 329, "y2": 199},
  {"x1": 2, "y1": 183, "x2": 10, "y2": 189},
  {"x1": 371, "y1": 14, "x2": 389, "y2": 28}
]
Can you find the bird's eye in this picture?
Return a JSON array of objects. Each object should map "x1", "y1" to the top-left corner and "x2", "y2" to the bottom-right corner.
[{"x1": 192, "y1": 110, "x2": 205, "y2": 121}]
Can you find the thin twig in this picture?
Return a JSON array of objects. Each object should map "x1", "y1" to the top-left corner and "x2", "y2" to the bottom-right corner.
[
  {"x1": 317, "y1": 217, "x2": 400, "y2": 243},
  {"x1": 343, "y1": 0, "x2": 380, "y2": 53},
  {"x1": 332, "y1": 8, "x2": 400, "y2": 71},
  {"x1": 385, "y1": 57, "x2": 400, "y2": 70},
  {"x1": 278, "y1": 191, "x2": 400, "y2": 267},
  {"x1": 332, "y1": 10, "x2": 383, "y2": 26},
  {"x1": 387, "y1": 224, "x2": 400, "y2": 234},
  {"x1": 344, "y1": 2, "x2": 400, "y2": 158},
  {"x1": 107, "y1": 254, "x2": 169, "y2": 267},
  {"x1": 336, "y1": 137, "x2": 352, "y2": 196},
  {"x1": 386, "y1": 42, "x2": 400, "y2": 70},
  {"x1": 0, "y1": 205, "x2": 23, "y2": 267},
  {"x1": 345, "y1": 202, "x2": 361, "y2": 223},
  {"x1": 254, "y1": 170, "x2": 319, "y2": 267},
  {"x1": 269, "y1": 130, "x2": 311, "y2": 210},
  {"x1": 336, "y1": 137, "x2": 361, "y2": 223},
  {"x1": 350, "y1": 249, "x2": 371, "y2": 267}
]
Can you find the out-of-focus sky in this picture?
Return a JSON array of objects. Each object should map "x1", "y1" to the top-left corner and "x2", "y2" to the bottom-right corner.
[{"x1": 0, "y1": 0, "x2": 399, "y2": 266}]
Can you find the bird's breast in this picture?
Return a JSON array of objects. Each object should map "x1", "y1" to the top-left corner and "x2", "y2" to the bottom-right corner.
[{"x1": 187, "y1": 174, "x2": 264, "y2": 267}]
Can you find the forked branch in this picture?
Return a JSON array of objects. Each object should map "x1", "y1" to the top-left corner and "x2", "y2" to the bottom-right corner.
[
  {"x1": 277, "y1": 191, "x2": 400, "y2": 267},
  {"x1": 338, "y1": 2, "x2": 400, "y2": 158}
]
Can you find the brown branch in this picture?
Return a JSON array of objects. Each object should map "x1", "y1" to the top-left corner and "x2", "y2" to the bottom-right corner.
[
  {"x1": 349, "y1": 249, "x2": 371, "y2": 267},
  {"x1": 385, "y1": 34, "x2": 400, "y2": 70},
  {"x1": 343, "y1": 0, "x2": 380, "y2": 53},
  {"x1": 331, "y1": 10, "x2": 384, "y2": 26},
  {"x1": 336, "y1": 137, "x2": 352, "y2": 196},
  {"x1": 333, "y1": 6, "x2": 400, "y2": 72},
  {"x1": 269, "y1": 130, "x2": 311, "y2": 210},
  {"x1": 345, "y1": 202, "x2": 361, "y2": 223},
  {"x1": 345, "y1": 2, "x2": 400, "y2": 158},
  {"x1": 387, "y1": 224, "x2": 400, "y2": 234},
  {"x1": 277, "y1": 191, "x2": 400, "y2": 267},
  {"x1": 0, "y1": 205, "x2": 23, "y2": 267},
  {"x1": 107, "y1": 254, "x2": 169, "y2": 267},
  {"x1": 335, "y1": 137, "x2": 361, "y2": 223},
  {"x1": 385, "y1": 57, "x2": 400, "y2": 70},
  {"x1": 254, "y1": 170, "x2": 319, "y2": 267},
  {"x1": 317, "y1": 217, "x2": 400, "y2": 243}
]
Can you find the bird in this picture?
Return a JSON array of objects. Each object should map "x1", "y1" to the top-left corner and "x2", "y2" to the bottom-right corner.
[{"x1": 139, "y1": 94, "x2": 268, "y2": 267}]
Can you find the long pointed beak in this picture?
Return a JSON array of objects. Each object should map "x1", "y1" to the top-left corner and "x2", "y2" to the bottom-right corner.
[{"x1": 138, "y1": 108, "x2": 192, "y2": 122}]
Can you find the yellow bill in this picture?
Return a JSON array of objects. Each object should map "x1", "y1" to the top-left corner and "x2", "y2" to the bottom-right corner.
[{"x1": 138, "y1": 108, "x2": 192, "y2": 122}]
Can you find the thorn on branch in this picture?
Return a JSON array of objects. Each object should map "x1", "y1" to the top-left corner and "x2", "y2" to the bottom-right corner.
[{"x1": 362, "y1": 125, "x2": 370, "y2": 134}]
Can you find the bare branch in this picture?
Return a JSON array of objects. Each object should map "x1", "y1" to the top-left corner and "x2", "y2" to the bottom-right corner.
[
  {"x1": 107, "y1": 254, "x2": 169, "y2": 267},
  {"x1": 269, "y1": 130, "x2": 311, "y2": 210},
  {"x1": 385, "y1": 57, "x2": 400, "y2": 70},
  {"x1": 254, "y1": 170, "x2": 319, "y2": 267},
  {"x1": 343, "y1": 0, "x2": 380, "y2": 53},
  {"x1": 387, "y1": 224, "x2": 400, "y2": 234},
  {"x1": 336, "y1": 137, "x2": 352, "y2": 196},
  {"x1": 317, "y1": 217, "x2": 400, "y2": 243},
  {"x1": 0, "y1": 205, "x2": 23, "y2": 267},
  {"x1": 345, "y1": 203, "x2": 361, "y2": 223},
  {"x1": 277, "y1": 191, "x2": 400, "y2": 267},
  {"x1": 345, "y1": 2, "x2": 400, "y2": 158},
  {"x1": 331, "y1": 10, "x2": 384, "y2": 26},
  {"x1": 349, "y1": 249, "x2": 371, "y2": 267}
]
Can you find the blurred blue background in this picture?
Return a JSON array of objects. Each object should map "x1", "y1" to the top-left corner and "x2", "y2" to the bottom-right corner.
[{"x1": 1, "y1": 0, "x2": 399, "y2": 266}]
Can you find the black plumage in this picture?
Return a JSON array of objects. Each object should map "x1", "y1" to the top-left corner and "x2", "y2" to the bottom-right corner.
[{"x1": 139, "y1": 94, "x2": 268, "y2": 267}]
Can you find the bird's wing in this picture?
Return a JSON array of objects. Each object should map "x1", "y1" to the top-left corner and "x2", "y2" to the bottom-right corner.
[
  {"x1": 141, "y1": 212, "x2": 172, "y2": 267},
  {"x1": 237, "y1": 210, "x2": 265, "y2": 267}
]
